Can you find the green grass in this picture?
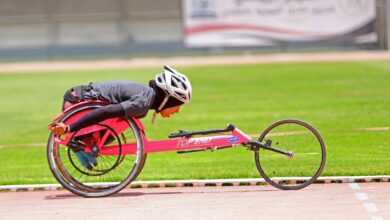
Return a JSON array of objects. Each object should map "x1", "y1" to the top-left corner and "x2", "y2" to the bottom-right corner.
[{"x1": 1, "y1": 61, "x2": 390, "y2": 184}]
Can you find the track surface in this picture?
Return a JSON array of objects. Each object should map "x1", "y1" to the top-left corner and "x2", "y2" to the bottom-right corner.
[{"x1": 0, "y1": 183, "x2": 389, "y2": 220}]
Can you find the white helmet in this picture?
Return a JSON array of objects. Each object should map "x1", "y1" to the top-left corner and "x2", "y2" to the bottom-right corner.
[{"x1": 156, "y1": 65, "x2": 192, "y2": 106}]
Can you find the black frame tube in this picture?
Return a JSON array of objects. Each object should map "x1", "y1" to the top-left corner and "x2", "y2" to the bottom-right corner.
[
  {"x1": 250, "y1": 141, "x2": 292, "y2": 156},
  {"x1": 169, "y1": 124, "x2": 235, "y2": 138}
]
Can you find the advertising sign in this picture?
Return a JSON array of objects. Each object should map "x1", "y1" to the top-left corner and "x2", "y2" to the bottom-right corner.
[{"x1": 183, "y1": 0, "x2": 377, "y2": 47}]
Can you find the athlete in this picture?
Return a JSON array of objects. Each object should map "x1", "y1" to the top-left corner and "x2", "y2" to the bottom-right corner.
[{"x1": 49, "y1": 65, "x2": 192, "y2": 170}]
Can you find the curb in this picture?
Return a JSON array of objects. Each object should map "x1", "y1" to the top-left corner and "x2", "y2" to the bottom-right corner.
[{"x1": 1, "y1": 176, "x2": 389, "y2": 192}]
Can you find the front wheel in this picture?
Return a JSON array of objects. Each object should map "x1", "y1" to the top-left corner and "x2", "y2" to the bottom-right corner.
[{"x1": 254, "y1": 119, "x2": 326, "y2": 190}]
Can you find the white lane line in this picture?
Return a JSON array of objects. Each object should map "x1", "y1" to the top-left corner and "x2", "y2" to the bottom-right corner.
[
  {"x1": 355, "y1": 193, "x2": 368, "y2": 201},
  {"x1": 364, "y1": 203, "x2": 378, "y2": 213},
  {"x1": 350, "y1": 183, "x2": 383, "y2": 219},
  {"x1": 349, "y1": 183, "x2": 360, "y2": 189},
  {"x1": 359, "y1": 127, "x2": 390, "y2": 131}
]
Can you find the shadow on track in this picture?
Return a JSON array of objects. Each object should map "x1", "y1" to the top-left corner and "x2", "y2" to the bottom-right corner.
[
  {"x1": 45, "y1": 191, "x2": 183, "y2": 200},
  {"x1": 44, "y1": 185, "x2": 317, "y2": 199}
]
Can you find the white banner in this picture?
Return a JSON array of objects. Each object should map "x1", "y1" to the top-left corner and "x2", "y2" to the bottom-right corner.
[{"x1": 183, "y1": 0, "x2": 376, "y2": 47}]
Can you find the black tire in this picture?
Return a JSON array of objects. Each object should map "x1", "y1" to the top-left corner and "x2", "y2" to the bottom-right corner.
[
  {"x1": 47, "y1": 103, "x2": 146, "y2": 197},
  {"x1": 255, "y1": 119, "x2": 326, "y2": 190},
  {"x1": 134, "y1": 153, "x2": 147, "y2": 179}
]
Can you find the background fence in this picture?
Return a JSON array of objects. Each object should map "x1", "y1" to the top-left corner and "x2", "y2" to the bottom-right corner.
[{"x1": 0, "y1": 0, "x2": 389, "y2": 60}]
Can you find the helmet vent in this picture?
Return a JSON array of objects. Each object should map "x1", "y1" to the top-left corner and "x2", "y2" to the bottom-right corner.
[{"x1": 171, "y1": 79, "x2": 178, "y2": 88}]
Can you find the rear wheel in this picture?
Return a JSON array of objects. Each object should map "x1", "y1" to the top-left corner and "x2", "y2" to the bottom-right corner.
[
  {"x1": 47, "y1": 103, "x2": 146, "y2": 197},
  {"x1": 254, "y1": 119, "x2": 326, "y2": 190}
]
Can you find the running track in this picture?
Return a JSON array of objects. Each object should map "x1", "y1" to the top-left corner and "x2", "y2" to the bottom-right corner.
[{"x1": 0, "y1": 183, "x2": 389, "y2": 220}]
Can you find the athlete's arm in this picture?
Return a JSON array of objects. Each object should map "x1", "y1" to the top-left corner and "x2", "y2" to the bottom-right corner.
[
  {"x1": 50, "y1": 94, "x2": 151, "y2": 135},
  {"x1": 68, "y1": 104, "x2": 125, "y2": 132}
]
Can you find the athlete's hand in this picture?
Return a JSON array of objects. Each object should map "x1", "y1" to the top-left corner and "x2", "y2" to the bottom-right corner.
[{"x1": 49, "y1": 122, "x2": 69, "y2": 135}]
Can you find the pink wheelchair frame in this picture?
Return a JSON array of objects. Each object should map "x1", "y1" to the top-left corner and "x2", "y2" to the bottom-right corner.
[{"x1": 52, "y1": 101, "x2": 287, "y2": 157}]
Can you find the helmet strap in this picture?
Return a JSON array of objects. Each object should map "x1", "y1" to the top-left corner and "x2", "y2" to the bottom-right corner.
[
  {"x1": 152, "y1": 94, "x2": 170, "y2": 124},
  {"x1": 151, "y1": 111, "x2": 157, "y2": 124},
  {"x1": 157, "y1": 94, "x2": 170, "y2": 112}
]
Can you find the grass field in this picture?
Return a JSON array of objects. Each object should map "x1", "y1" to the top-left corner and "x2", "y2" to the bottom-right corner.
[{"x1": 0, "y1": 61, "x2": 390, "y2": 185}]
